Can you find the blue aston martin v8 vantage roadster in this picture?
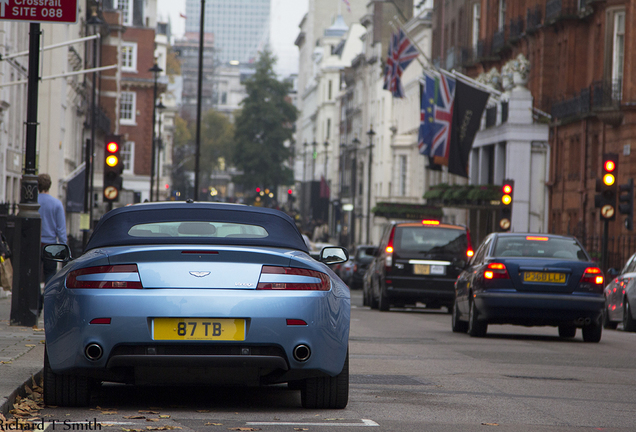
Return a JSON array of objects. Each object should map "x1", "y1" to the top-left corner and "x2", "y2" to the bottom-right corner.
[{"x1": 43, "y1": 202, "x2": 350, "y2": 408}]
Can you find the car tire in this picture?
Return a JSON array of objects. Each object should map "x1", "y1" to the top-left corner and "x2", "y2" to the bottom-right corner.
[
  {"x1": 451, "y1": 299, "x2": 468, "y2": 333},
  {"x1": 44, "y1": 349, "x2": 92, "y2": 407},
  {"x1": 362, "y1": 287, "x2": 369, "y2": 307},
  {"x1": 369, "y1": 279, "x2": 379, "y2": 309},
  {"x1": 301, "y1": 350, "x2": 349, "y2": 409},
  {"x1": 467, "y1": 299, "x2": 487, "y2": 337},
  {"x1": 558, "y1": 324, "x2": 576, "y2": 338},
  {"x1": 603, "y1": 304, "x2": 618, "y2": 330},
  {"x1": 378, "y1": 284, "x2": 390, "y2": 312},
  {"x1": 582, "y1": 321, "x2": 602, "y2": 343},
  {"x1": 623, "y1": 299, "x2": 636, "y2": 332}
]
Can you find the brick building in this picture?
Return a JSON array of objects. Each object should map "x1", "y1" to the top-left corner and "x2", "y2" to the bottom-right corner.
[
  {"x1": 432, "y1": 0, "x2": 634, "y2": 268},
  {"x1": 100, "y1": 0, "x2": 165, "y2": 204}
]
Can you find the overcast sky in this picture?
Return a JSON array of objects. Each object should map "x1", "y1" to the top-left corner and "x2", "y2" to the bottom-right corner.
[{"x1": 156, "y1": 0, "x2": 309, "y2": 77}]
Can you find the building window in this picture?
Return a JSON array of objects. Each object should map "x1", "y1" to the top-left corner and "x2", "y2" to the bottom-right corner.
[
  {"x1": 121, "y1": 42, "x2": 137, "y2": 72},
  {"x1": 120, "y1": 91, "x2": 136, "y2": 124},
  {"x1": 612, "y1": 10, "x2": 625, "y2": 100},
  {"x1": 498, "y1": 0, "x2": 506, "y2": 31},
  {"x1": 472, "y1": 3, "x2": 480, "y2": 50},
  {"x1": 115, "y1": 0, "x2": 132, "y2": 26},
  {"x1": 399, "y1": 155, "x2": 407, "y2": 196},
  {"x1": 122, "y1": 141, "x2": 135, "y2": 173}
]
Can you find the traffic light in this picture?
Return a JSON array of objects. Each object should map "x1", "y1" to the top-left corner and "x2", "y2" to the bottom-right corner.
[
  {"x1": 497, "y1": 180, "x2": 514, "y2": 232},
  {"x1": 595, "y1": 153, "x2": 618, "y2": 221},
  {"x1": 287, "y1": 188, "x2": 294, "y2": 202},
  {"x1": 619, "y1": 178, "x2": 634, "y2": 230},
  {"x1": 103, "y1": 135, "x2": 123, "y2": 202}
]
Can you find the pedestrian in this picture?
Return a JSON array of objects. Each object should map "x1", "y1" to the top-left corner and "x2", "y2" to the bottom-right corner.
[
  {"x1": 38, "y1": 173, "x2": 67, "y2": 284},
  {"x1": 0, "y1": 229, "x2": 13, "y2": 296}
]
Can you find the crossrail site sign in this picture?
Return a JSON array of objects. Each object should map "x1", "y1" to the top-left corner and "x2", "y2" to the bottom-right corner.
[{"x1": 0, "y1": 0, "x2": 78, "y2": 24}]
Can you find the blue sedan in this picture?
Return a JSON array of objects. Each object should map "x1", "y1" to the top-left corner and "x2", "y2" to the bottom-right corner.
[
  {"x1": 42, "y1": 202, "x2": 350, "y2": 408},
  {"x1": 453, "y1": 233, "x2": 605, "y2": 342}
]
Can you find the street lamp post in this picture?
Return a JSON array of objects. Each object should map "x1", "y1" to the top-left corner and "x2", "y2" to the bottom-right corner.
[
  {"x1": 155, "y1": 101, "x2": 166, "y2": 200},
  {"x1": 303, "y1": 141, "x2": 308, "y2": 183},
  {"x1": 311, "y1": 141, "x2": 317, "y2": 180},
  {"x1": 84, "y1": 7, "x2": 103, "y2": 246},
  {"x1": 366, "y1": 126, "x2": 375, "y2": 244},
  {"x1": 323, "y1": 141, "x2": 329, "y2": 178},
  {"x1": 194, "y1": 0, "x2": 206, "y2": 201},
  {"x1": 351, "y1": 136, "x2": 360, "y2": 245},
  {"x1": 149, "y1": 63, "x2": 162, "y2": 202}
]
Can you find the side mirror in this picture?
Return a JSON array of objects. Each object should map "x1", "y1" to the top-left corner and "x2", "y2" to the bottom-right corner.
[
  {"x1": 320, "y1": 246, "x2": 349, "y2": 265},
  {"x1": 42, "y1": 244, "x2": 72, "y2": 263},
  {"x1": 607, "y1": 268, "x2": 620, "y2": 277}
]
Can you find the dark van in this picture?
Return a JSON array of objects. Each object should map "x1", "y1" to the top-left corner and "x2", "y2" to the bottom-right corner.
[{"x1": 364, "y1": 220, "x2": 473, "y2": 312}]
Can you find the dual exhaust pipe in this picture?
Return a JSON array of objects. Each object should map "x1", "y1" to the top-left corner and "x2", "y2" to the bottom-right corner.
[
  {"x1": 85, "y1": 343, "x2": 103, "y2": 361},
  {"x1": 293, "y1": 344, "x2": 311, "y2": 362},
  {"x1": 575, "y1": 317, "x2": 592, "y2": 326}
]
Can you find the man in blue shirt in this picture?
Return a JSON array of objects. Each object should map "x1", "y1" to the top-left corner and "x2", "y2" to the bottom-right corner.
[{"x1": 38, "y1": 174, "x2": 67, "y2": 284}]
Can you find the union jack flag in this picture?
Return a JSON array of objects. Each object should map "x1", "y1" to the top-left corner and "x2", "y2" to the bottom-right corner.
[
  {"x1": 418, "y1": 73, "x2": 456, "y2": 164},
  {"x1": 341, "y1": 0, "x2": 351, "y2": 12},
  {"x1": 383, "y1": 29, "x2": 419, "y2": 98}
]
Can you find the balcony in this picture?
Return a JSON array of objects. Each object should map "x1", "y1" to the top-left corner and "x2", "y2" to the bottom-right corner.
[
  {"x1": 476, "y1": 39, "x2": 493, "y2": 60},
  {"x1": 546, "y1": 0, "x2": 582, "y2": 24},
  {"x1": 549, "y1": 80, "x2": 622, "y2": 124},
  {"x1": 509, "y1": 17, "x2": 524, "y2": 42},
  {"x1": 492, "y1": 26, "x2": 507, "y2": 53},
  {"x1": 526, "y1": 6, "x2": 542, "y2": 33}
]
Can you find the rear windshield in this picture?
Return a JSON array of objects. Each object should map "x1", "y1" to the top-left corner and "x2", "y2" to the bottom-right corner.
[
  {"x1": 394, "y1": 227, "x2": 467, "y2": 255},
  {"x1": 355, "y1": 248, "x2": 374, "y2": 261},
  {"x1": 493, "y1": 236, "x2": 588, "y2": 260},
  {"x1": 128, "y1": 222, "x2": 269, "y2": 239}
]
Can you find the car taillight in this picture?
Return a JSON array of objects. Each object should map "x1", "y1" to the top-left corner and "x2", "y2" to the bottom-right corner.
[
  {"x1": 257, "y1": 266, "x2": 330, "y2": 291},
  {"x1": 466, "y1": 229, "x2": 474, "y2": 259},
  {"x1": 67, "y1": 265, "x2": 143, "y2": 289},
  {"x1": 385, "y1": 227, "x2": 396, "y2": 268},
  {"x1": 484, "y1": 262, "x2": 509, "y2": 280},
  {"x1": 580, "y1": 267, "x2": 604, "y2": 285}
]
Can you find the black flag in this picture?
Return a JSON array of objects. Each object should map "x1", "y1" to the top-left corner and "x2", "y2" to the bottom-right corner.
[{"x1": 448, "y1": 79, "x2": 490, "y2": 178}]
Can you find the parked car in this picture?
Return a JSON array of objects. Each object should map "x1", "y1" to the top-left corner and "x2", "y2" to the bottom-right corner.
[
  {"x1": 42, "y1": 202, "x2": 350, "y2": 408},
  {"x1": 603, "y1": 253, "x2": 636, "y2": 331},
  {"x1": 453, "y1": 233, "x2": 605, "y2": 342},
  {"x1": 336, "y1": 258, "x2": 355, "y2": 286},
  {"x1": 364, "y1": 220, "x2": 473, "y2": 311},
  {"x1": 350, "y1": 244, "x2": 377, "y2": 290}
]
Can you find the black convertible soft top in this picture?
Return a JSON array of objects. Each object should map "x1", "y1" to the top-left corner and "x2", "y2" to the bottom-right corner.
[{"x1": 85, "y1": 202, "x2": 308, "y2": 253}]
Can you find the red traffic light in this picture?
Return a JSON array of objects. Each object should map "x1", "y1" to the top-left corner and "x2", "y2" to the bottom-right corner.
[
  {"x1": 503, "y1": 184, "x2": 512, "y2": 194},
  {"x1": 256, "y1": 187, "x2": 261, "y2": 193},
  {"x1": 604, "y1": 160, "x2": 616, "y2": 172},
  {"x1": 106, "y1": 141, "x2": 119, "y2": 153},
  {"x1": 288, "y1": 189, "x2": 293, "y2": 195}
]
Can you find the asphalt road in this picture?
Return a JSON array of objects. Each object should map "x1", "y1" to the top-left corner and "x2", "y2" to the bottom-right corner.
[{"x1": 31, "y1": 290, "x2": 636, "y2": 432}]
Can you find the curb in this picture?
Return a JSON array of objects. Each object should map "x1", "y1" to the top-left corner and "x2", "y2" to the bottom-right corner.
[{"x1": 0, "y1": 369, "x2": 42, "y2": 417}]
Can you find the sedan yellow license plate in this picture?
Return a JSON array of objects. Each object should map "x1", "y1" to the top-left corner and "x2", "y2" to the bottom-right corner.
[
  {"x1": 414, "y1": 264, "x2": 430, "y2": 275},
  {"x1": 523, "y1": 272, "x2": 566, "y2": 284},
  {"x1": 153, "y1": 318, "x2": 246, "y2": 341}
]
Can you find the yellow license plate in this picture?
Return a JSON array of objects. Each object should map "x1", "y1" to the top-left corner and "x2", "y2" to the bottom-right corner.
[
  {"x1": 153, "y1": 318, "x2": 246, "y2": 341},
  {"x1": 414, "y1": 264, "x2": 430, "y2": 275},
  {"x1": 523, "y1": 272, "x2": 566, "y2": 284}
]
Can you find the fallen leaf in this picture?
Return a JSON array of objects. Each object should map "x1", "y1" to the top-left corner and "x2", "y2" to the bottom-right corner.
[
  {"x1": 25, "y1": 344, "x2": 36, "y2": 347},
  {"x1": 205, "y1": 423, "x2": 223, "y2": 426},
  {"x1": 122, "y1": 429, "x2": 144, "y2": 432},
  {"x1": 159, "y1": 415, "x2": 171, "y2": 419},
  {"x1": 227, "y1": 429, "x2": 260, "y2": 431},
  {"x1": 146, "y1": 418, "x2": 160, "y2": 422},
  {"x1": 481, "y1": 423, "x2": 499, "y2": 426},
  {"x1": 124, "y1": 416, "x2": 146, "y2": 419},
  {"x1": 294, "y1": 429, "x2": 309, "y2": 431},
  {"x1": 32, "y1": 327, "x2": 44, "y2": 331},
  {"x1": 1, "y1": 361, "x2": 12, "y2": 364},
  {"x1": 139, "y1": 410, "x2": 160, "y2": 414},
  {"x1": 39, "y1": 340, "x2": 45, "y2": 344},
  {"x1": 102, "y1": 411, "x2": 118, "y2": 415},
  {"x1": 145, "y1": 427, "x2": 182, "y2": 431}
]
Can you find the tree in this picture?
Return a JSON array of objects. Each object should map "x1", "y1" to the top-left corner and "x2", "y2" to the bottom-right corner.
[
  {"x1": 171, "y1": 111, "x2": 234, "y2": 200},
  {"x1": 232, "y1": 50, "x2": 297, "y2": 193}
]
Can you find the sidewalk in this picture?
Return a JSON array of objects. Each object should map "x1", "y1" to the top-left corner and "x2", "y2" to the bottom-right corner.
[{"x1": 0, "y1": 293, "x2": 45, "y2": 417}]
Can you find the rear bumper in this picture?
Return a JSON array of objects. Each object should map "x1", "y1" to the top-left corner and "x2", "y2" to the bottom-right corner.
[
  {"x1": 385, "y1": 276, "x2": 455, "y2": 305},
  {"x1": 474, "y1": 292, "x2": 604, "y2": 326}
]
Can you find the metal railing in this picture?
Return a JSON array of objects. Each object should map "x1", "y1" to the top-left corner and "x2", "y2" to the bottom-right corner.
[
  {"x1": 579, "y1": 235, "x2": 636, "y2": 271},
  {"x1": 550, "y1": 80, "x2": 622, "y2": 120},
  {"x1": 509, "y1": 17, "x2": 524, "y2": 41},
  {"x1": 526, "y1": 6, "x2": 542, "y2": 33}
]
